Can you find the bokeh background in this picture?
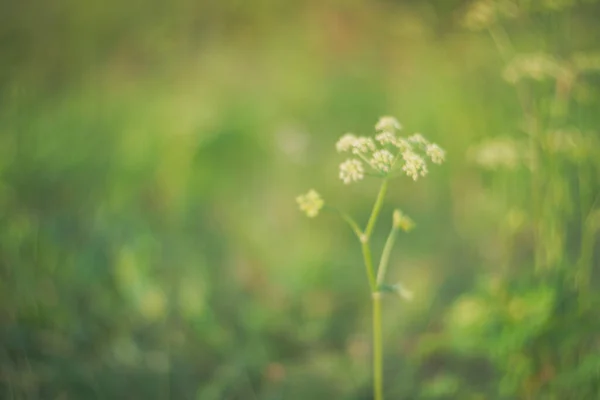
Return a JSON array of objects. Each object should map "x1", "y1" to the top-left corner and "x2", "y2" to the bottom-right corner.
[{"x1": 1, "y1": 0, "x2": 600, "y2": 399}]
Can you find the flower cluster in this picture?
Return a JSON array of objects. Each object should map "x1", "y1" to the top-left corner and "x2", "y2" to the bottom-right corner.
[
  {"x1": 335, "y1": 116, "x2": 445, "y2": 183},
  {"x1": 339, "y1": 159, "x2": 365, "y2": 184},
  {"x1": 468, "y1": 137, "x2": 521, "y2": 170},
  {"x1": 296, "y1": 116, "x2": 445, "y2": 219},
  {"x1": 296, "y1": 189, "x2": 324, "y2": 218},
  {"x1": 462, "y1": 0, "x2": 519, "y2": 31},
  {"x1": 462, "y1": 0, "x2": 497, "y2": 31},
  {"x1": 502, "y1": 53, "x2": 569, "y2": 84}
]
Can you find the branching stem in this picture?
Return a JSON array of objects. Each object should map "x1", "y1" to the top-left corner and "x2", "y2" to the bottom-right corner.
[{"x1": 377, "y1": 225, "x2": 399, "y2": 286}]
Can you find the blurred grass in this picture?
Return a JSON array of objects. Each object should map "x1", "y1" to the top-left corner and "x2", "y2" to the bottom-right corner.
[{"x1": 1, "y1": 0, "x2": 600, "y2": 399}]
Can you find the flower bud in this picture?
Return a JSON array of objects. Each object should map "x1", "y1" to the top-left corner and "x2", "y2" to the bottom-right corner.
[{"x1": 393, "y1": 209, "x2": 415, "y2": 232}]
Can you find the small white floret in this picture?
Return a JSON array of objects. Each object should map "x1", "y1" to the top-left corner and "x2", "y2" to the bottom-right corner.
[{"x1": 339, "y1": 159, "x2": 365, "y2": 184}]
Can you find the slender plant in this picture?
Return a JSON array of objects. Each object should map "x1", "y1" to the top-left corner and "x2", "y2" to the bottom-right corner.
[
  {"x1": 449, "y1": 2, "x2": 600, "y2": 397},
  {"x1": 296, "y1": 116, "x2": 446, "y2": 400}
]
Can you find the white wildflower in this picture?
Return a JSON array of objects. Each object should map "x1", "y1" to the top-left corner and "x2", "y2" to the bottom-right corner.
[
  {"x1": 336, "y1": 133, "x2": 357, "y2": 153},
  {"x1": 375, "y1": 116, "x2": 402, "y2": 132},
  {"x1": 375, "y1": 131, "x2": 396, "y2": 146},
  {"x1": 503, "y1": 53, "x2": 561, "y2": 84},
  {"x1": 351, "y1": 137, "x2": 376, "y2": 155},
  {"x1": 370, "y1": 150, "x2": 395, "y2": 172},
  {"x1": 339, "y1": 159, "x2": 365, "y2": 184},
  {"x1": 426, "y1": 143, "x2": 446, "y2": 164},
  {"x1": 402, "y1": 151, "x2": 428, "y2": 181},
  {"x1": 463, "y1": 0, "x2": 496, "y2": 31},
  {"x1": 296, "y1": 189, "x2": 324, "y2": 218},
  {"x1": 469, "y1": 138, "x2": 520, "y2": 170},
  {"x1": 408, "y1": 133, "x2": 429, "y2": 146},
  {"x1": 394, "y1": 137, "x2": 412, "y2": 152}
]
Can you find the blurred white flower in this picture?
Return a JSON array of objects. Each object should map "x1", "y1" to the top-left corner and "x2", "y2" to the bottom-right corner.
[
  {"x1": 408, "y1": 133, "x2": 429, "y2": 146},
  {"x1": 336, "y1": 133, "x2": 357, "y2": 153},
  {"x1": 402, "y1": 150, "x2": 428, "y2": 180},
  {"x1": 426, "y1": 143, "x2": 446, "y2": 164},
  {"x1": 394, "y1": 137, "x2": 413, "y2": 152},
  {"x1": 276, "y1": 125, "x2": 310, "y2": 163},
  {"x1": 375, "y1": 131, "x2": 396, "y2": 146},
  {"x1": 469, "y1": 138, "x2": 520, "y2": 170},
  {"x1": 351, "y1": 137, "x2": 376, "y2": 155},
  {"x1": 463, "y1": 0, "x2": 496, "y2": 31},
  {"x1": 503, "y1": 53, "x2": 563, "y2": 84},
  {"x1": 375, "y1": 116, "x2": 402, "y2": 132},
  {"x1": 296, "y1": 189, "x2": 324, "y2": 218},
  {"x1": 370, "y1": 150, "x2": 395, "y2": 172},
  {"x1": 339, "y1": 159, "x2": 365, "y2": 184},
  {"x1": 463, "y1": 0, "x2": 519, "y2": 31}
]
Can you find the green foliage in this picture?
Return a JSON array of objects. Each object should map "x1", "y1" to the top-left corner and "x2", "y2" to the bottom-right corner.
[{"x1": 0, "y1": 0, "x2": 599, "y2": 399}]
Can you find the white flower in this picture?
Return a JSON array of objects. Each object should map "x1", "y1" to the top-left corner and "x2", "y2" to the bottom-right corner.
[
  {"x1": 336, "y1": 133, "x2": 357, "y2": 153},
  {"x1": 462, "y1": 0, "x2": 496, "y2": 31},
  {"x1": 351, "y1": 137, "x2": 376, "y2": 155},
  {"x1": 402, "y1": 151, "x2": 428, "y2": 180},
  {"x1": 502, "y1": 53, "x2": 562, "y2": 84},
  {"x1": 469, "y1": 138, "x2": 520, "y2": 170},
  {"x1": 296, "y1": 189, "x2": 324, "y2": 218},
  {"x1": 408, "y1": 133, "x2": 429, "y2": 146},
  {"x1": 370, "y1": 150, "x2": 395, "y2": 172},
  {"x1": 339, "y1": 159, "x2": 365, "y2": 184},
  {"x1": 426, "y1": 143, "x2": 445, "y2": 164},
  {"x1": 375, "y1": 131, "x2": 396, "y2": 146},
  {"x1": 375, "y1": 116, "x2": 402, "y2": 132},
  {"x1": 394, "y1": 137, "x2": 412, "y2": 152}
]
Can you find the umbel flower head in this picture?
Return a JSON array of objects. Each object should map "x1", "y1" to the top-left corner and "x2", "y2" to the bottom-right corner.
[
  {"x1": 336, "y1": 133, "x2": 357, "y2": 153},
  {"x1": 426, "y1": 144, "x2": 445, "y2": 165},
  {"x1": 335, "y1": 116, "x2": 445, "y2": 183},
  {"x1": 340, "y1": 159, "x2": 365, "y2": 184},
  {"x1": 296, "y1": 189, "x2": 324, "y2": 218},
  {"x1": 375, "y1": 116, "x2": 402, "y2": 133}
]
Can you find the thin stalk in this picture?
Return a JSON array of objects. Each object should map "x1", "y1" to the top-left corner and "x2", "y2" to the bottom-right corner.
[
  {"x1": 487, "y1": 24, "x2": 532, "y2": 118},
  {"x1": 324, "y1": 205, "x2": 363, "y2": 240},
  {"x1": 372, "y1": 293, "x2": 383, "y2": 400},
  {"x1": 365, "y1": 180, "x2": 389, "y2": 239},
  {"x1": 578, "y1": 188, "x2": 600, "y2": 295},
  {"x1": 360, "y1": 179, "x2": 390, "y2": 400},
  {"x1": 361, "y1": 241, "x2": 377, "y2": 293},
  {"x1": 488, "y1": 23, "x2": 544, "y2": 270},
  {"x1": 377, "y1": 225, "x2": 399, "y2": 286}
]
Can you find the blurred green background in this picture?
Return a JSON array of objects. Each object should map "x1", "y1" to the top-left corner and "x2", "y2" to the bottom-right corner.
[{"x1": 1, "y1": 0, "x2": 600, "y2": 399}]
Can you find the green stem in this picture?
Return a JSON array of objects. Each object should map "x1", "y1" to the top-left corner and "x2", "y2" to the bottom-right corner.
[
  {"x1": 362, "y1": 179, "x2": 390, "y2": 400},
  {"x1": 365, "y1": 180, "x2": 388, "y2": 239},
  {"x1": 578, "y1": 187, "x2": 600, "y2": 296},
  {"x1": 488, "y1": 23, "x2": 544, "y2": 270},
  {"x1": 324, "y1": 205, "x2": 363, "y2": 239},
  {"x1": 377, "y1": 225, "x2": 399, "y2": 286},
  {"x1": 361, "y1": 241, "x2": 377, "y2": 293},
  {"x1": 373, "y1": 293, "x2": 383, "y2": 400},
  {"x1": 487, "y1": 24, "x2": 513, "y2": 61}
]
